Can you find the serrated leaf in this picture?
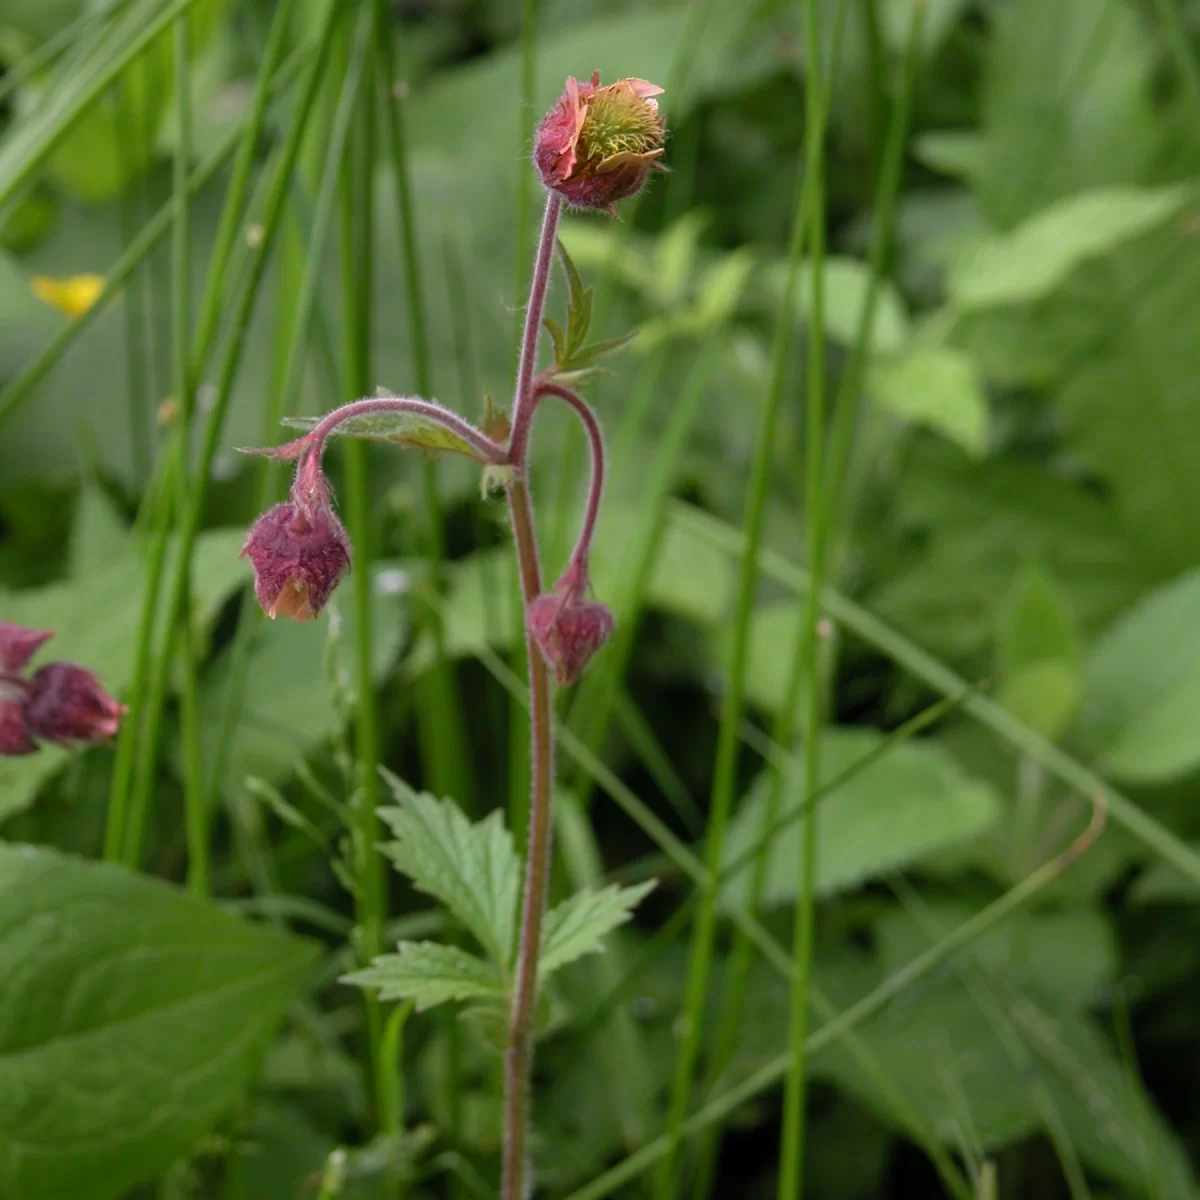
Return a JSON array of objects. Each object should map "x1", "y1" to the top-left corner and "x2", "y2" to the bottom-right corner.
[
  {"x1": 0, "y1": 845, "x2": 315, "y2": 1200},
  {"x1": 280, "y1": 409, "x2": 486, "y2": 462},
  {"x1": 542, "y1": 315, "x2": 568, "y2": 366},
  {"x1": 556, "y1": 238, "x2": 593, "y2": 358},
  {"x1": 539, "y1": 881, "x2": 656, "y2": 978},
  {"x1": 377, "y1": 774, "x2": 520, "y2": 968},
  {"x1": 560, "y1": 330, "x2": 637, "y2": 371},
  {"x1": 343, "y1": 942, "x2": 503, "y2": 1011}
]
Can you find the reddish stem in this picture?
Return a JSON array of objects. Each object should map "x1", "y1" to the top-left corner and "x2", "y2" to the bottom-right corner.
[
  {"x1": 501, "y1": 478, "x2": 553, "y2": 1200},
  {"x1": 534, "y1": 380, "x2": 605, "y2": 578},
  {"x1": 500, "y1": 190, "x2": 564, "y2": 1200},
  {"x1": 507, "y1": 193, "x2": 563, "y2": 468}
]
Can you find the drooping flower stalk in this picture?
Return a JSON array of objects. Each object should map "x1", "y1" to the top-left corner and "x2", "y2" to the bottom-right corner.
[{"x1": 235, "y1": 69, "x2": 665, "y2": 1200}]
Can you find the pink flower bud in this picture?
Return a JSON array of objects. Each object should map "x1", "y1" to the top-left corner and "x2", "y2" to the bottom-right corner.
[
  {"x1": 535, "y1": 72, "x2": 665, "y2": 213},
  {"x1": 526, "y1": 563, "x2": 614, "y2": 686},
  {"x1": 0, "y1": 622, "x2": 53, "y2": 671},
  {"x1": 0, "y1": 687, "x2": 34, "y2": 756},
  {"x1": 240, "y1": 495, "x2": 351, "y2": 623},
  {"x1": 24, "y1": 662, "x2": 125, "y2": 745}
]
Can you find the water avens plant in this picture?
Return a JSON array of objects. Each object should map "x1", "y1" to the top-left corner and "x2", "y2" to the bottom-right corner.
[{"x1": 238, "y1": 71, "x2": 666, "y2": 1199}]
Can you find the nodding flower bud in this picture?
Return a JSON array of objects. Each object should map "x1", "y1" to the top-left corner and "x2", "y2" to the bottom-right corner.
[
  {"x1": 526, "y1": 560, "x2": 614, "y2": 687},
  {"x1": 25, "y1": 663, "x2": 125, "y2": 745},
  {"x1": 241, "y1": 452, "x2": 351, "y2": 622},
  {"x1": 0, "y1": 623, "x2": 125, "y2": 756},
  {"x1": 0, "y1": 682, "x2": 34, "y2": 757},
  {"x1": 535, "y1": 72, "x2": 665, "y2": 213}
]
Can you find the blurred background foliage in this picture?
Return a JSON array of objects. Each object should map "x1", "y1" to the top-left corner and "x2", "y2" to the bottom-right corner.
[{"x1": 3, "y1": 0, "x2": 1200, "y2": 1197}]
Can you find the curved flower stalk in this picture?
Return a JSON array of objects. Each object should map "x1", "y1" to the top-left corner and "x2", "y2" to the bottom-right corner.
[
  {"x1": 238, "y1": 70, "x2": 665, "y2": 1200},
  {"x1": 0, "y1": 622, "x2": 125, "y2": 756}
]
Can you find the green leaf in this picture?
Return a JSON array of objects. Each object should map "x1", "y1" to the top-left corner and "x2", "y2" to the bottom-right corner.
[
  {"x1": 996, "y1": 564, "x2": 1080, "y2": 740},
  {"x1": 975, "y1": 0, "x2": 1156, "y2": 228},
  {"x1": 650, "y1": 211, "x2": 707, "y2": 309},
  {"x1": 195, "y1": 561, "x2": 407, "y2": 796},
  {"x1": 0, "y1": 845, "x2": 315, "y2": 1200},
  {"x1": 867, "y1": 345, "x2": 989, "y2": 456},
  {"x1": 542, "y1": 315, "x2": 568, "y2": 366},
  {"x1": 555, "y1": 238, "x2": 593, "y2": 360},
  {"x1": 871, "y1": 441, "x2": 1143, "y2": 662},
  {"x1": 539, "y1": 881, "x2": 656, "y2": 979},
  {"x1": 810, "y1": 965, "x2": 1197, "y2": 1199},
  {"x1": 949, "y1": 185, "x2": 1192, "y2": 309},
  {"x1": 280, "y1": 405, "x2": 487, "y2": 462},
  {"x1": 559, "y1": 329, "x2": 637, "y2": 371},
  {"x1": 765, "y1": 256, "x2": 910, "y2": 353},
  {"x1": 377, "y1": 775, "x2": 521, "y2": 969},
  {"x1": 912, "y1": 130, "x2": 986, "y2": 181},
  {"x1": 1080, "y1": 569, "x2": 1200, "y2": 783},
  {"x1": 344, "y1": 942, "x2": 503, "y2": 1011},
  {"x1": 718, "y1": 728, "x2": 1001, "y2": 910}
]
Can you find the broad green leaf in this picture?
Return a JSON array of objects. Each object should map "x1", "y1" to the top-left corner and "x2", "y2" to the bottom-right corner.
[
  {"x1": 875, "y1": 903, "x2": 1115, "y2": 1013},
  {"x1": 0, "y1": 845, "x2": 315, "y2": 1200},
  {"x1": 538, "y1": 881, "x2": 656, "y2": 979},
  {"x1": 872, "y1": 441, "x2": 1144, "y2": 662},
  {"x1": 68, "y1": 485, "x2": 128, "y2": 577},
  {"x1": 377, "y1": 775, "x2": 520, "y2": 969},
  {"x1": 912, "y1": 130, "x2": 985, "y2": 180},
  {"x1": 765, "y1": 256, "x2": 910, "y2": 353},
  {"x1": 975, "y1": 0, "x2": 1156, "y2": 228},
  {"x1": 1130, "y1": 853, "x2": 1200, "y2": 905},
  {"x1": 867, "y1": 344, "x2": 988, "y2": 456},
  {"x1": 281, "y1": 405, "x2": 487, "y2": 461},
  {"x1": 996, "y1": 564, "x2": 1080, "y2": 740},
  {"x1": 718, "y1": 728, "x2": 1001, "y2": 910},
  {"x1": 810, "y1": 966, "x2": 1196, "y2": 1198},
  {"x1": 1080, "y1": 569, "x2": 1200, "y2": 783},
  {"x1": 344, "y1": 942, "x2": 503, "y2": 1011},
  {"x1": 949, "y1": 185, "x2": 1192, "y2": 309},
  {"x1": 650, "y1": 211, "x2": 707, "y2": 309},
  {"x1": 195, "y1": 561, "x2": 406, "y2": 795},
  {"x1": 709, "y1": 602, "x2": 809, "y2": 716}
]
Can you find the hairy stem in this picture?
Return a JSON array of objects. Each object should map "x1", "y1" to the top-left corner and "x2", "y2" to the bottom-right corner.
[
  {"x1": 502, "y1": 479, "x2": 553, "y2": 1200},
  {"x1": 501, "y1": 189, "x2": 563, "y2": 1200},
  {"x1": 534, "y1": 380, "x2": 605, "y2": 575},
  {"x1": 508, "y1": 193, "x2": 563, "y2": 465}
]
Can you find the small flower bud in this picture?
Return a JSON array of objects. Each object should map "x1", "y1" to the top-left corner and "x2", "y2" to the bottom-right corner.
[
  {"x1": 241, "y1": 458, "x2": 352, "y2": 623},
  {"x1": 24, "y1": 662, "x2": 125, "y2": 745},
  {"x1": 0, "y1": 622, "x2": 53, "y2": 671},
  {"x1": 0, "y1": 692, "x2": 34, "y2": 756},
  {"x1": 535, "y1": 72, "x2": 665, "y2": 213},
  {"x1": 526, "y1": 563, "x2": 614, "y2": 686}
]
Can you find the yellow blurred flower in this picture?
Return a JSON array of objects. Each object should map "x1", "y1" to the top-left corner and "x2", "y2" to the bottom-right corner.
[{"x1": 30, "y1": 274, "x2": 105, "y2": 318}]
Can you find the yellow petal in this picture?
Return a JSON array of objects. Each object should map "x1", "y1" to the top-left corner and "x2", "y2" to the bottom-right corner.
[{"x1": 30, "y1": 274, "x2": 106, "y2": 318}]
